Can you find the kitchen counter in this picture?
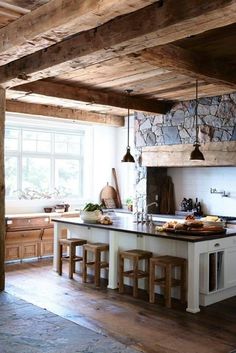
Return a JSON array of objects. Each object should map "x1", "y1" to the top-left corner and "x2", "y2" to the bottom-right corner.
[
  {"x1": 52, "y1": 214, "x2": 236, "y2": 314},
  {"x1": 51, "y1": 216, "x2": 236, "y2": 242}
]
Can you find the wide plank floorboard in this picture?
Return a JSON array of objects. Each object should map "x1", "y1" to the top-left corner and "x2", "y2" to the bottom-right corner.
[{"x1": 5, "y1": 258, "x2": 236, "y2": 353}]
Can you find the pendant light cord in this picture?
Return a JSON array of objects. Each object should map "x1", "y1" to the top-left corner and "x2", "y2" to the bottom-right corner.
[
  {"x1": 126, "y1": 89, "x2": 133, "y2": 148},
  {"x1": 127, "y1": 106, "x2": 130, "y2": 148},
  {"x1": 195, "y1": 80, "x2": 199, "y2": 144}
]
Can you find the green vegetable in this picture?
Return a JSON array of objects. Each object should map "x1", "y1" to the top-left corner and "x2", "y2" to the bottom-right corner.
[{"x1": 83, "y1": 203, "x2": 102, "y2": 212}]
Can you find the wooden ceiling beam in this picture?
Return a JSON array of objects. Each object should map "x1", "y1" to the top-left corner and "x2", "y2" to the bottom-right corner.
[
  {"x1": 139, "y1": 44, "x2": 236, "y2": 89},
  {"x1": 6, "y1": 100, "x2": 124, "y2": 127},
  {"x1": 0, "y1": 0, "x2": 236, "y2": 88},
  {"x1": 0, "y1": 0, "x2": 158, "y2": 65},
  {"x1": 10, "y1": 81, "x2": 172, "y2": 114}
]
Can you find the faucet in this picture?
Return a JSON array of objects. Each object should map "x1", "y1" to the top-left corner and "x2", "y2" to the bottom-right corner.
[{"x1": 144, "y1": 202, "x2": 158, "y2": 224}]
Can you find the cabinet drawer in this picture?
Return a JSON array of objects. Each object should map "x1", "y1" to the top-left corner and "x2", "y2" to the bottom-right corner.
[
  {"x1": 207, "y1": 237, "x2": 236, "y2": 251},
  {"x1": 6, "y1": 217, "x2": 50, "y2": 229},
  {"x1": 6, "y1": 230, "x2": 41, "y2": 242}
]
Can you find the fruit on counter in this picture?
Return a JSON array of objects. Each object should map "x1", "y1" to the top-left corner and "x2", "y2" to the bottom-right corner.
[
  {"x1": 100, "y1": 215, "x2": 113, "y2": 225},
  {"x1": 83, "y1": 203, "x2": 102, "y2": 212}
]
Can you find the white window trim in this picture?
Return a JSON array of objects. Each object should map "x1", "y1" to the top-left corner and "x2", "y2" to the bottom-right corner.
[{"x1": 5, "y1": 114, "x2": 93, "y2": 203}]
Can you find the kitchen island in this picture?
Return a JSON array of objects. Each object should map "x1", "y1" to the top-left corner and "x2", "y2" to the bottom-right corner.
[{"x1": 52, "y1": 215, "x2": 236, "y2": 314}]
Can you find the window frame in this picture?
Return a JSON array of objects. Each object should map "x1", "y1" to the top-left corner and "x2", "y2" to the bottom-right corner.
[{"x1": 5, "y1": 119, "x2": 91, "y2": 201}]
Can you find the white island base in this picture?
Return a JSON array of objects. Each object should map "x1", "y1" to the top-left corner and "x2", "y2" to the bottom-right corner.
[{"x1": 53, "y1": 217, "x2": 236, "y2": 314}]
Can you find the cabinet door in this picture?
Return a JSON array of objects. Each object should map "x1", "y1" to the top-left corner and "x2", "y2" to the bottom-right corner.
[
  {"x1": 5, "y1": 244, "x2": 22, "y2": 261},
  {"x1": 225, "y1": 246, "x2": 236, "y2": 288},
  {"x1": 22, "y1": 242, "x2": 40, "y2": 259},
  {"x1": 5, "y1": 229, "x2": 41, "y2": 261},
  {"x1": 40, "y1": 241, "x2": 54, "y2": 257}
]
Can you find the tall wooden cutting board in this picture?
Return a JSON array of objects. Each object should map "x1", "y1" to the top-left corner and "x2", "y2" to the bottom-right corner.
[{"x1": 100, "y1": 182, "x2": 118, "y2": 208}]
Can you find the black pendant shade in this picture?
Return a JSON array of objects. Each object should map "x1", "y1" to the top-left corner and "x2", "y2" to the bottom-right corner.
[
  {"x1": 190, "y1": 143, "x2": 205, "y2": 161},
  {"x1": 190, "y1": 80, "x2": 205, "y2": 161},
  {"x1": 121, "y1": 147, "x2": 135, "y2": 163},
  {"x1": 121, "y1": 89, "x2": 135, "y2": 163}
]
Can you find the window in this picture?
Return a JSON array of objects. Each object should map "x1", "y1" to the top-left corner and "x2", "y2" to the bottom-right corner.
[{"x1": 5, "y1": 122, "x2": 86, "y2": 199}]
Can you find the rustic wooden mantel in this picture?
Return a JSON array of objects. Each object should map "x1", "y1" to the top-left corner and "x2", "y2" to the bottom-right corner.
[{"x1": 141, "y1": 141, "x2": 236, "y2": 167}]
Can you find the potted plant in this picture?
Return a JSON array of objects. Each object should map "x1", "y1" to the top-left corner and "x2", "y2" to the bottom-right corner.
[
  {"x1": 125, "y1": 197, "x2": 133, "y2": 212},
  {"x1": 80, "y1": 203, "x2": 103, "y2": 223}
]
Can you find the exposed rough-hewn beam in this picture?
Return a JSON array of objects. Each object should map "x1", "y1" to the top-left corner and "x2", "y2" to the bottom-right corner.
[
  {"x1": 139, "y1": 45, "x2": 236, "y2": 89},
  {"x1": 142, "y1": 142, "x2": 236, "y2": 167},
  {"x1": 11, "y1": 81, "x2": 172, "y2": 114},
  {"x1": 0, "y1": 87, "x2": 5, "y2": 291},
  {"x1": 1, "y1": 0, "x2": 236, "y2": 88},
  {"x1": 0, "y1": 0, "x2": 158, "y2": 65},
  {"x1": 6, "y1": 100, "x2": 124, "y2": 127}
]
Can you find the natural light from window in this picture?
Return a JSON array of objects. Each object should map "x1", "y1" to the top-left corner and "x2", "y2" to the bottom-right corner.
[{"x1": 5, "y1": 118, "x2": 87, "y2": 200}]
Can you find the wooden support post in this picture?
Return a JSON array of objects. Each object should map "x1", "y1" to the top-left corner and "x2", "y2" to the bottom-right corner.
[{"x1": 0, "y1": 88, "x2": 5, "y2": 291}]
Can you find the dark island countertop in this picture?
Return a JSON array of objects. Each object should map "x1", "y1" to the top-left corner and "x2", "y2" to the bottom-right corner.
[{"x1": 52, "y1": 215, "x2": 236, "y2": 243}]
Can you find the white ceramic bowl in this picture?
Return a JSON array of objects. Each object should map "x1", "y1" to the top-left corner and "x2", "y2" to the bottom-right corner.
[{"x1": 80, "y1": 210, "x2": 102, "y2": 223}]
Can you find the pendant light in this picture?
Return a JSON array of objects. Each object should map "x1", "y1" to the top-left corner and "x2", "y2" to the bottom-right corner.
[
  {"x1": 190, "y1": 80, "x2": 205, "y2": 161},
  {"x1": 121, "y1": 89, "x2": 135, "y2": 163}
]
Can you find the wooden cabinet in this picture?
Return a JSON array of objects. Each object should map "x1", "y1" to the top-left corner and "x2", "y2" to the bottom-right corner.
[
  {"x1": 5, "y1": 213, "x2": 79, "y2": 262},
  {"x1": 5, "y1": 216, "x2": 53, "y2": 262},
  {"x1": 5, "y1": 229, "x2": 41, "y2": 261}
]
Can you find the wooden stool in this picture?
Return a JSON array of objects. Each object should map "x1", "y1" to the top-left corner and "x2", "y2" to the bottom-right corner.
[
  {"x1": 119, "y1": 249, "x2": 153, "y2": 298},
  {"x1": 149, "y1": 255, "x2": 187, "y2": 308},
  {"x1": 82, "y1": 242, "x2": 109, "y2": 287},
  {"x1": 58, "y1": 238, "x2": 87, "y2": 279}
]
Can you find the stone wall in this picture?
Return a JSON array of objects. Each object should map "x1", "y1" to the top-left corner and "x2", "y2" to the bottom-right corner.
[
  {"x1": 134, "y1": 92, "x2": 236, "y2": 213},
  {"x1": 135, "y1": 93, "x2": 236, "y2": 148}
]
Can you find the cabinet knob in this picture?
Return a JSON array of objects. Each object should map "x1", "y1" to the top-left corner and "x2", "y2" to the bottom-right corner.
[{"x1": 214, "y1": 243, "x2": 220, "y2": 247}]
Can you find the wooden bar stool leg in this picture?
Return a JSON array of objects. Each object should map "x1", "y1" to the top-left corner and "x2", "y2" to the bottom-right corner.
[
  {"x1": 133, "y1": 257, "x2": 139, "y2": 298},
  {"x1": 149, "y1": 262, "x2": 155, "y2": 303},
  {"x1": 95, "y1": 249, "x2": 100, "y2": 287},
  {"x1": 68, "y1": 244, "x2": 74, "y2": 279},
  {"x1": 119, "y1": 255, "x2": 124, "y2": 294},
  {"x1": 181, "y1": 261, "x2": 187, "y2": 303},
  {"x1": 82, "y1": 247, "x2": 87, "y2": 283},
  {"x1": 58, "y1": 244, "x2": 63, "y2": 276},
  {"x1": 165, "y1": 264, "x2": 172, "y2": 308},
  {"x1": 146, "y1": 257, "x2": 150, "y2": 293}
]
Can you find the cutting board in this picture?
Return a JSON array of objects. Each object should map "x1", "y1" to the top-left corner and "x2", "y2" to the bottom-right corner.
[
  {"x1": 100, "y1": 182, "x2": 118, "y2": 208},
  {"x1": 165, "y1": 227, "x2": 226, "y2": 236}
]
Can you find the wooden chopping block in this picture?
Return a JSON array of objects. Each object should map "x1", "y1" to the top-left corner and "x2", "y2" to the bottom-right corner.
[{"x1": 100, "y1": 182, "x2": 118, "y2": 208}]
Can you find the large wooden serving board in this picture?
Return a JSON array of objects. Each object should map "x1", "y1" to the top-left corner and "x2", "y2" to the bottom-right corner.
[{"x1": 165, "y1": 227, "x2": 226, "y2": 236}]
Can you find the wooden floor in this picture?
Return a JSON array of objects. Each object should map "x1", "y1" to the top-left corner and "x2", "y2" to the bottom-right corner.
[{"x1": 5, "y1": 258, "x2": 236, "y2": 353}]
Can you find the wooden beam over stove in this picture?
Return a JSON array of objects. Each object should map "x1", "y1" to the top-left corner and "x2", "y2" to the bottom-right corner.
[
  {"x1": 0, "y1": 0, "x2": 235, "y2": 88},
  {"x1": 10, "y1": 81, "x2": 172, "y2": 114},
  {"x1": 6, "y1": 100, "x2": 124, "y2": 127}
]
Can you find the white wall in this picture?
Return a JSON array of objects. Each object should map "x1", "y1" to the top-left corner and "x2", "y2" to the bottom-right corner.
[
  {"x1": 115, "y1": 115, "x2": 135, "y2": 205},
  {"x1": 168, "y1": 167, "x2": 236, "y2": 217}
]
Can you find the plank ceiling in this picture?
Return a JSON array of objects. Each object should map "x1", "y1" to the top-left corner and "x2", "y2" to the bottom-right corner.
[{"x1": 0, "y1": 0, "x2": 236, "y2": 123}]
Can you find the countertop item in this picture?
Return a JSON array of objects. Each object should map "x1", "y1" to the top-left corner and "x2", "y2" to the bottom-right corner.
[
  {"x1": 100, "y1": 182, "x2": 118, "y2": 208},
  {"x1": 52, "y1": 215, "x2": 236, "y2": 243}
]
